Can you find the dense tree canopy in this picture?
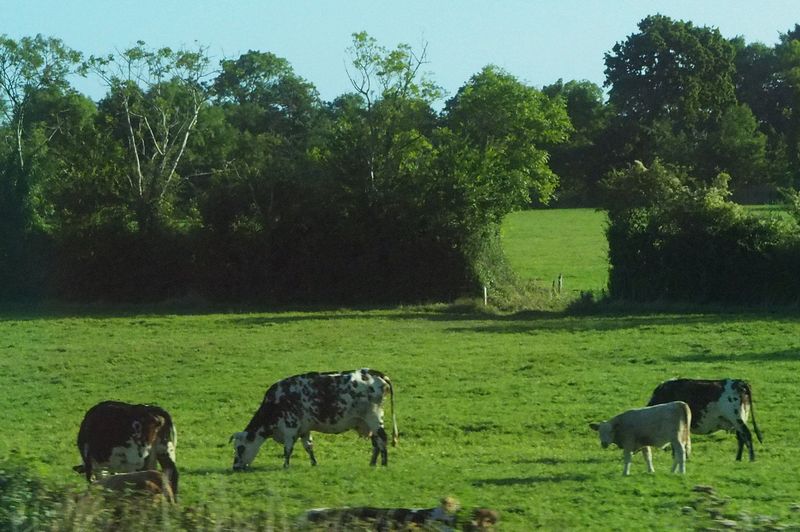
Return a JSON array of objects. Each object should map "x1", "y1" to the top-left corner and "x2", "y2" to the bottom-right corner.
[{"x1": 1, "y1": 16, "x2": 799, "y2": 304}]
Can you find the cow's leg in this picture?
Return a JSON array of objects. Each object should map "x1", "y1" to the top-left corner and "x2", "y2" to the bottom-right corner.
[
  {"x1": 642, "y1": 446, "x2": 654, "y2": 473},
  {"x1": 370, "y1": 428, "x2": 389, "y2": 466},
  {"x1": 283, "y1": 436, "x2": 297, "y2": 468},
  {"x1": 622, "y1": 450, "x2": 633, "y2": 476},
  {"x1": 736, "y1": 420, "x2": 755, "y2": 461},
  {"x1": 671, "y1": 442, "x2": 686, "y2": 474},
  {"x1": 156, "y1": 453, "x2": 179, "y2": 497},
  {"x1": 84, "y1": 460, "x2": 93, "y2": 483},
  {"x1": 300, "y1": 433, "x2": 317, "y2": 466}
]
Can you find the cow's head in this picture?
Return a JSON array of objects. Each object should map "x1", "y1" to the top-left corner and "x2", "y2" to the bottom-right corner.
[
  {"x1": 589, "y1": 421, "x2": 614, "y2": 448},
  {"x1": 230, "y1": 431, "x2": 258, "y2": 471}
]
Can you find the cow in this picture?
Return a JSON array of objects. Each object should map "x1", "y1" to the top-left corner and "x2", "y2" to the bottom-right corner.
[
  {"x1": 647, "y1": 378, "x2": 763, "y2": 461},
  {"x1": 92, "y1": 470, "x2": 176, "y2": 504},
  {"x1": 74, "y1": 401, "x2": 178, "y2": 497},
  {"x1": 230, "y1": 368, "x2": 398, "y2": 471},
  {"x1": 302, "y1": 496, "x2": 460, "y2": 530},
  {"x1": 590, "y1": 401, "x2": 691, "y2": 475}
]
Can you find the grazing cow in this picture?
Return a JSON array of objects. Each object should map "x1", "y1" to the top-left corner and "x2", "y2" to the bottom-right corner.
[
  {"x1": 92, "y1": 470, "x2": 176, "y2": 504},
  {"x1": 74, "y1": 401, "x2": 178, "y2": 496},
  {"x1": 231, "y1": 368, "x2": 398, "y2": 470},
  {"x1": 647, "y1": 378, "x2": 763, "y2": 461},
  {"x1": 590, "y1": 401, "x2": 691, "y2": 475}
]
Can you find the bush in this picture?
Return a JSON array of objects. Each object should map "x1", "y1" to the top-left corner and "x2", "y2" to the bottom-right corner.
[
  {"x1": 602, "y1": 161, "x2": 800, "y2": 304},
  {"x1": 0, "y1": 459, "x2": 59, "y2": 530}
]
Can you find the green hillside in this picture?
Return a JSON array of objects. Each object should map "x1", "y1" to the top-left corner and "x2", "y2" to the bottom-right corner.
[{"x1": 501, "y1": 208, "x2": 609, "y2": 295}]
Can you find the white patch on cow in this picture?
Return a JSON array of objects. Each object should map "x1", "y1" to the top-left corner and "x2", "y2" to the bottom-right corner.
[
  {"x1": 231, "y1": 431, "x2": 265, "y2": 470},
  {"x1": 694, "y1": 380, "x2": 750, "y2": 434},
  {"x1": 94, "y1": 438, "x2": 151, "y2": 474}
]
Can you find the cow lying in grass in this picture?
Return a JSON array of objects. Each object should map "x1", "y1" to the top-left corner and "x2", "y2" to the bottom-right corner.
[
  {"x1": 590, "y1": 401, "x2": 692, "y2": 475},
  {"x1": 647, "y1": 378, "x2": 763, "y2": 461},
  {"x1": 231, "y1": 368, "x2": 397, "y2": 470},
  {"x1": 302, "y1": 497, "x2": 498, "y2": 530},
  {"x1": 92, "y1": 470, "x2": 176, "y2": 504}
]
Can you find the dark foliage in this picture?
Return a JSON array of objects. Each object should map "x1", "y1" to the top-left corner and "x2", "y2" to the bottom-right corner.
[{"x1": 603, "y1": 161, "x2": 800, "y2": 304}]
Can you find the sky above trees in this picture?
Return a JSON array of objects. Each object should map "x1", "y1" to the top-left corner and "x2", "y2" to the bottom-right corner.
[{"x1": 7, "y1": 0, "x2": 799, "y2": 104}]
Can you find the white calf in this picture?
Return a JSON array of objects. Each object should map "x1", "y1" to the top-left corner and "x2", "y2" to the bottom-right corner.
[{"x1": 590, "y1": 401, "x2": 691, "y2": 475}]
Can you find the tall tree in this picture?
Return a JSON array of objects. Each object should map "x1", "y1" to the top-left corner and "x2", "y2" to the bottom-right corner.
[
  {"x1": 542, "y1": 79, "x2": 614, "y2": 205},
  {"x1": 0, "y1": 34, "x2": 81, "y2": 228},
  {"x1": 773, "y1": 24, "x2": 800, "y2": 184},
  {"x1": 0, "y1": 35, "x2": 81, "y2": 299},
  {"x1": 441, "y1": 65, "x2": 571, "y2": 224},
  {"x1": 605, "y1": 15, "x2": 736, "y2": 129},
  {"x1": 87, "y1": 42, "x2": 212, "y2": 232},
  {"x1": 204, "y1": 50, "x2": 323, "y2": 235},
  {"x1": 604, "y1": 15, "x2": 739, "y2": 176},
  {"x1": 343, "y1": 31, "x2": 441, "y2": 192}
]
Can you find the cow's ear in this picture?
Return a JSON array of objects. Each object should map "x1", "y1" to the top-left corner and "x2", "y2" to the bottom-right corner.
[{"x1": 589, "y1": 422, "x2": 600, "y2": 431}]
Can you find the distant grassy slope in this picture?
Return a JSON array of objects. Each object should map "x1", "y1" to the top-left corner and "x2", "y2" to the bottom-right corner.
[{"x1": 501, "y1": 208, "x2": 609, "y2": 295}]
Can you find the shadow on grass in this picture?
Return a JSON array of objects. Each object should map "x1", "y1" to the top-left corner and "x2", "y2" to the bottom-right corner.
[
  {"x1": 1, "y1": 301, "x2": 797, "y2": 337},
  {"x1": 473, "y1": 474, "x2": 590, "y2": 487},
  {"x1": 670, "y1": 349, "x2": 800, "y2": 363}
]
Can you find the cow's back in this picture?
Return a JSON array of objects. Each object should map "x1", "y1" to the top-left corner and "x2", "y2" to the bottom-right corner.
[
  {"x1": 648, "y1": 379, "x2": 723, "y2": 429},
  {"x1": 648, "y1": 378, "x2": 752, "y2": 434},
  {"x1": 614, "y1": 402, "x2": 690, "y2": 450}
]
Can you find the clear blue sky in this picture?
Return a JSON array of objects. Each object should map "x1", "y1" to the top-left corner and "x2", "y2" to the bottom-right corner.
[{"x1": 5, "y1": 0, "x2": 799, "y2": 103}]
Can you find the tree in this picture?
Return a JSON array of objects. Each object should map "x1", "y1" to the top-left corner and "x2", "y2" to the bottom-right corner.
[
  {"x1": 542, "y1": 79, "x2": 614, "y2": 205},
  {"x1": 0, "y1": 35, "x2": 81, "y2": 299},
  {"x1": 344, "y1": 31, "x2": 441, "y2": 192},
  {"x1": 202, "y1": 51, "x2": 325, "y2": 234},
  {"x1": 773, "y1": 25, "x2": 800, "y2": 184},
  {"x1": 0, "y1": 35, "x2": 81, "y2": 173},
  {"x1": 605, "y1": 15, "x2": 736, "y2": 129},
  {"x1": 441, "y1": 65, "x2": 571, "y2": 223},
  {"x1": 86, "y1": 42, "x2": 212, "y2": 232},
  {"x1": 604, "y1": 15, "x2": 738, "y2": 175}
]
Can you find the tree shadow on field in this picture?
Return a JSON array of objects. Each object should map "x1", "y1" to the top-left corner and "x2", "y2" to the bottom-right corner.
[
  {"x1": 670, "y1": 349, "x2": 800, "y2": 363},
  {"x1": 473, "y1": 474, "x2": 590, "y2": 487}
]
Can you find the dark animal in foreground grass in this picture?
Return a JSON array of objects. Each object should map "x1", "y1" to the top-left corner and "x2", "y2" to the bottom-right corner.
[
  {"x1": 92, "y1": 470, "x2": 176, "y2": 504},
  {"x1": 647, "y1": 378, "x2": 763, "y2": 461},
  {"x1": 590, "y1": 401, "x2": 691, "y2": 475},
  {"x1": 74, "y1": 401, "x2": 178, "y2": 496},
  {"x1": 302, "y1": 497, "x2": 499, "y2": 530},
  {"x1": 231, "y1": 368, "x2": 398, "y2": 470}
]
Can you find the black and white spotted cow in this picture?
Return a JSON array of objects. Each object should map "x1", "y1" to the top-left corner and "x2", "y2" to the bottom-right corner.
[
  {"x1": 230, "y1": 368, "x2": 398, "y2": 470},
  {"x1": 647, "y1": 378, "x2": 763, "y2": 461},
  {"x1": 303, "y1": 497, "x2": 461, "y2": 529},
  {"x1": 74, "y1": 401, "x2": 178, "y2": 495}
]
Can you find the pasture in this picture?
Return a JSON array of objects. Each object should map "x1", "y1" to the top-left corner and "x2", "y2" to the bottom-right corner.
[
  {"x1": 1, "y1": 208, "x2": 798, "y2": 529},
  {"x1": 501, "y1": 208, "x2": 609, "y2": 295}
]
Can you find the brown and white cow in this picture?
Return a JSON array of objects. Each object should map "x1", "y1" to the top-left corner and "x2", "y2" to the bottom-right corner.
[
  {"x1": 230, "y1": 368, "x2": 398, "y2": 470},
  {"x1": 590, "y1": 401, "x2": 692, "y2": 475},
  {"x1": 74, "y1": 401, "x2": 178, "y2": 496},
  {"x1": 647, "y1": 378, "x2": 763, "y2": 461}
]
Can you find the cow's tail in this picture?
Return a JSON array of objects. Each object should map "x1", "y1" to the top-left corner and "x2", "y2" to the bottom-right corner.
[
  {"x1": 745, "y1": 382, "x2": 763, "y2": 444},
  {"x1": 386, "y1": 375, "x2": 398, "y2": 447}
]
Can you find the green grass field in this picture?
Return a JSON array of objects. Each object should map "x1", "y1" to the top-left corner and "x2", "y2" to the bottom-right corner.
[
  {"x1": 501, "y1": 208, "x2": 609, "y2": 295},
  {"x1": 1, "y1": 209, "x2": 799, "y2": 530}
]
